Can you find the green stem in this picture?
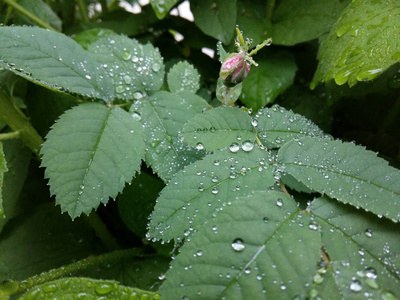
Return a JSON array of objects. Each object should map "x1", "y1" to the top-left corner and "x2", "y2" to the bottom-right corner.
[
  {"x1": 0, "y1": 91, "x2": 43, "y2": 157},
  {"x1": 99, "y1": 0, "x2": 108, "y2": 15},
  {"x1": 76, "y1": 0, "x2": 90, "y2": 23},
  {"x1": 265, "y1": 0, "x2": 276, "y2": 21},
  {"x1": 0, "y1": 131, "x2": 20, "y2": 140},
  {"x1": 0, "y1": 248, "x2": 144, "y2": 297},
  {"x1": 2, "y1": 0, "x2": 57, "y2": 31},
  {"x1": 85, "y1": 212, "x2": 120, "y2": 251}
]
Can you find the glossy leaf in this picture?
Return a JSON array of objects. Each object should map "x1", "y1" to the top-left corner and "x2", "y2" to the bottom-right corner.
[
  {"x1": 0, "y1": 26, "x2": 114, "y2": 100},
  {"x1": 130, "y1": 91, "x2": 209, "y2": 182},
  {"x1": 279, "y1": 137, "x2": 400, "y2": 222},
  {"x1": 150, "y1": 0, "x2": 179, "y2": 19},
  {"x1": 191, "y1": 0, "x2": 237, "y2": 44},
  {"x1": 18, "y1": 277, "x2": 159, "y2": 299},
  {"x1": 253, "y1": 105, "x2": 328, "y2": 149},
  {"x1": 181, "y1": 107, "x2": 256, "y2": 151},
  {"x1": 241, "y1": 52, "x2": 297, "y2": 111},
  {"x1": 41, "y1": 103, "x2": 145, "y2": 218},
  {"x1": 271, "y1": 0, "x2": 349, "y2": 45},
  {"x1": 310, "y1": 197, "x2": 400, "y2": 298},
  {"x1": 311, "y1": 0, "x2": 400, "y2": 88},
  {"x1": 167, "y1": 61, "x2": 200, "y2": 94},
  {"x1": 147, "y1": 146, "x2": 276, "y2": 242},
  {"x1": 160, "y1": 191, "x2": 322, "y2": 299},
  {"x1": 87, "y1": 33, "x2": 164, "y2": 102}
]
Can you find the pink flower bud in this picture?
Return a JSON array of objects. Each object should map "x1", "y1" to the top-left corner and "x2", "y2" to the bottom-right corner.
[{"x1": 219, "y1": 53, "x2": 251, "y2": 86}]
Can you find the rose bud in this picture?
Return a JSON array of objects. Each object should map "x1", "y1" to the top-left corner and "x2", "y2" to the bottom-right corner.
[{"x1": 219, "y1": 53, "x2": 251, "y2": 86}]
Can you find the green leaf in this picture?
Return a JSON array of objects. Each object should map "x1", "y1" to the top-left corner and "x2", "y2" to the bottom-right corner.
[
  {"x1": 87, "y1": 33, "x2": 165, "y2": 102},
  {"x1": 14, "y1": 0, "x2": 62, "y2": 31},
  {"x1": 0, "y1": 203, "x2": 103, "y2": 282},
  {"x1": 160, "y1": 191, "x2": 322, "y2": 299},
  {"x1": 167, "y1": 61, "x2": 200, "y2": 94},
  {"x1": 73, "y1": 28, "x2": 115, "y2": 50},
  {"x1": 41, "y1": 103, "x2": 145, "y2": 218},
  {"x1": 0, "y1": 143, "x2": 8, "y2": 220},
  {"x1": 310, "y1": 197, "x2": 400, "y2": 298},
  {"x1": 118, "y1": 172, "x2": 165, "y2": 237},
  {"x1": 311, "y1": 0, "x2": 400, "y2": 88},
  {"x1": 147, "y1": 146, "x2": 276, "y2": 242},
  {"x1": 271, "y1": 0, "x2": 350, "y2": 46},
  {"x1": 253, "y1": 105, "x2": 328, "y2": 149},
  {"x1": 150, "y1": 0, "x2": 179, "y2": 19},
  {"x1": 241, "y1": 51, "x2": 297, "y2": 111},
  {"x1": 181, "y1": 107, "x2": 256, "y2": 151},
  {"x1": 18, "y1": 277, "x2": 159, "y2": 299},
  {"x1": 191, "y1": 0, "x2": 237, "y2": 44},
  {"x1": 278, "y1": 137, "x2": 400, "y2": 222},
  {"x1": 0, "y1": 140, "x2": 31, "y2": 232},
  {"x1": 0, "y1": 26, "x2": 114, "y2": 100},
  {"x1": 130, "y1": 91, "x2": 209, "y2": 182}
]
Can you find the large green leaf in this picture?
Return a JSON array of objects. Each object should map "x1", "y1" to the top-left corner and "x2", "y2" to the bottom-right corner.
[
  {"x1": 190, "y1": 0, "x2": 237, "y2": 44},
  {"x1": 150, "y1": 0, "x2": 180, "y2": 19},
  {"x1": 41, "y1": 103, "x2": 145, "y2": 218},
  {"x1": 278, "y1": 137, "x2": 400, "y2": 222},
  {"x1": 147, "y1": 146, "x2": 276, "y2": 243},
  {"x1": 0, "y1": 140, "x2": 31, "y2": 232},
  {"x1": 311, "y1": 0, "x2": 400, "y2": 88},
  {"x1": 160, "y1": 191, "x2": 322, "y2": 299},
  {"x1": 0, "y1": 26, "x2": 114, "y2": 100},
  {"x1": 181, "y1": 107, "x2": 256, "y2": 151},
  {"x1": 18, "y1": 277, "x2": 159, "y2": 299},
  {"x1": 130, "y1": 91, "x2": 209, "y2": 182},
  {"x1": 271, "y1": 0, "x2": 350, "y2": 45},
  {"x1": 0, "y1": 143, "x2": 8, "y2": 220},
  {"x1": 14, "y1": 0, "x2": 62, "y2": 31},
  {"x1": 310, "y1": 197, "x2": 400, "y2": 298},
  {"x1": 241, "y1": 51, "x2": 297, "y2": 111},
  {"x1": 253, "y1": 105, "x2": 328, "y2": 149},
  {"x1": 87, "y1": 33, "x2": 164, "y2": 102},
  {"x1": 0, "y1": 203, "x2": 103, "y2": 282}
]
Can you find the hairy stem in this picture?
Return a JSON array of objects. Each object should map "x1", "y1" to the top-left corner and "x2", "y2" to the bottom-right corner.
[
  {"x1": 76, "y1": 0, "x2": 90, "y2": 23},
  {"x1": 0, "y1": 248, "x2": 144, "y2": 296},
  {"x1": 2, "y1": 0, "x2": 57, "y2": 31},
  {"x1": 0, "y1": 91, "x2": 43, "y2": 157}
]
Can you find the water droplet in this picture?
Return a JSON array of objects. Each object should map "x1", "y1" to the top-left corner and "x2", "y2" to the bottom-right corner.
[
  {"x1": 131, "y1": 112, "x2": 142, "y2": 121},
  {"x1": 263, "y1": 217, "x2": 269, "y2": 223},
  {"x1": 152, "y1": 63, "x2": 161, "y2": 72},
  {"x1": 241, "y1": 140, "x2": 254, "y2": 152},
  {"x1": 158, "y1": 273, "x2": 166, "y2": 280},
  {"x1": 85, "y1": 74, "x2": 91, "y2": 80},
  {"x1": 350, "y1": 279, "x2": 362, "y2": 292},
  {"x1": 276, "y1": 198, "x2": 283, "y2": 207},
  {"x1": 231, "y1": 238, "x2": 245, "y2": 252},
  {"x1": 123, "y1": 75, "x2": 131, "y2": 84},
  {"x1": 133, "y1": 91, "x2": 143, "y2": 99},
  {"x1": 229, "y1": 143, "x2": 240, "y2": 153},
  {"x1": 364, "y1": 267, "x2": 377, "y2": 279},
  {"x1": 195, "y1": 142, "x2": 205, "y2": 150},
  {"x1": 116, "y1": 85, "x2": 125, "y2": 93},
  {"x1": 213, "y1": 160, "x2": 220, "y2": 166},
  {"x1": 365, "y1": 228, "x2": 373, "y2": 237},
  {"x1": 308, "y1": 221, "x2": 319, "y2": 231},
  {"x1": 251, "y1": 119, "x2": 258, "y2": 127},
  {"x1": 95, "y1": 283, "x2": 113, "y2": 295},
  {"x1": 211, "y1": 187, "x2": 219, "y2": 195},
  {"x1": 132, "y1": 56, "x2": 139, "y2": 62},
  {"x1": 122, "y1": 52, "x2": 132, "y2": 60},
  {"x1": 196, "y1": 250, "x2": 203, "y2": 257}
]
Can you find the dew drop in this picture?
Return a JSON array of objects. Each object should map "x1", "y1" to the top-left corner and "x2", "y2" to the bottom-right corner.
[
  {"x1": 231, "y1": 238, "x2": 245, "y2": 252},
  {"x1": 364, "y1": 228, "x2": 373, "y2": 237},
  {"x1": 276, "y1": 198, "x2": 283, "y2": 207},
  {"x1": 241, "y1": 140, "x2": 254, "y2": 152},
  {"x1": 152, "y1": 63, "x2": 161, "y2": 72},
  {"x1": 122, "y1": 52, "x2": 132, "y2": 60},
  {"x1": 350, "y1": 279, "x2": 362, "y2": 292},
  {"x1": 365, "y1": 267, "x2": 377, "y2": 279},
  {"x1": 251, "y1": 119, "x2": 258, "y2": 127},
  {"x1": 229, "y1": 143, "x2": 240, "y2": 153},
  {"x1": 131, "y1": 112, "x2": 142, "y2": 121},
  {"x1": 195, "y1": 142, "x2": 205, "y2": 150},
  {"x1": 196, "y1": 250, "x2": 203, "y2": 257},
  {"x1": 116, "y1": 85, "x2": 125, "y2": 93},
  {"x1": 211, "y1": 187, "x2": 219, "y2": 195},
  {"x1": 133, "y1": 91, "x2": 143, "y2": 99}
]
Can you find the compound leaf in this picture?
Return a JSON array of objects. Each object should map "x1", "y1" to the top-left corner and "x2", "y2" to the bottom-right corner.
[
  {"x1": 278, "y1": 137, "x2": 400, "y2": 222},
  {"x1": 87, "y1": 33, "x2": 164, "y2": 102},
  {"x1": 310, "y1": 197, "x2": 400, "y2": 298},
  {"x1": 130, "y1": 91, "x2": 209, "y2": 182},
  {"x1": 311, "y1": 0, "x2": 400, "y2": 88},
  {"x1": 160, "y1": 191, "x2": 322, "y2": 299},
  {"x1": 241, "y1": 52, "x2": 297, "y2": 111},
  {"x1": 191, "y1": 0, "x2": 237, "y2": 44},
  {"x1": 0, "y1": 26, "x2": 113, "y2": 100},
  {"x1": 18, "y1": 277, "x2": 159, "y2": 299},
  {"x1": 167, "y1": 61, "x2": 200, "y2": 94},
  {"x1": 253, "y1": 105, "x2": 328, "y2": 149},
  {"x1": 41, "y1": 103, "x2": 145, "y2": 219},
  {"x1": 181, "y1": 107, "x2": 256, "y2": 151},
  {"x1": 147, "y1": 146, "x2": 276, "y2": 243},
  {"x1": 271, "y1": 0, "x2": 350, "y2": 45}
]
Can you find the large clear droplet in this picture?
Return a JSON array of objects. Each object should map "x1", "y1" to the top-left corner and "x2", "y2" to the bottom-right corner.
[
  {"x1": 231, "y1": 238, "x2": 245, "y2": 252},
  {"x1": 350, "y1": 279, "x2": 362, "y2": 292},
  {"x1": 229, "y1": 143, "x2": 240, "y2": 153},
  {"x1": 241, "y1": 140, "x2": 254, "y2": 152}
]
